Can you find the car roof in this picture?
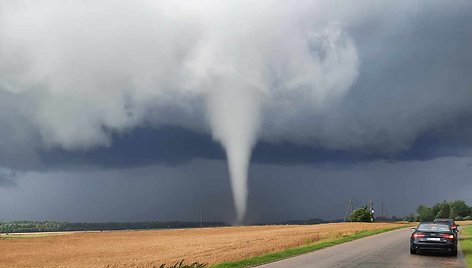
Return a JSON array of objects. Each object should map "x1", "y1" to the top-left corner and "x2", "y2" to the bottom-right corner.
[{"x1": 418, "y1": 222, "x2": 450, "y2": 226}]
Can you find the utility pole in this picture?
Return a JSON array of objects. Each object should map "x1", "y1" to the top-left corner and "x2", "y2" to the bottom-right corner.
[
  {"x1": 368, "y1": 200, "x2": 375, "y2": 222},
  {"x1": 343, "y1": 199, "x2": 353, "y2": 222},
  {"x1": 352, "y1": 200, "x2": 354, "y2": 215}
]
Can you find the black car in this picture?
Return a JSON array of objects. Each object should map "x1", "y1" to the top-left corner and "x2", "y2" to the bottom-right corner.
[
  {"x1": 410, "y1": 222, "x2": 458, "y2": 256},
  {"x1": 434, "y1": 218, "x2": 459, "y2": 233}
]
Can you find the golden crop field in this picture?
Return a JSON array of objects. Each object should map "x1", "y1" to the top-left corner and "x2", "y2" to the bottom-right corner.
[{"x1": 0, "y1": 222, "x2": 412, "y2": 267}]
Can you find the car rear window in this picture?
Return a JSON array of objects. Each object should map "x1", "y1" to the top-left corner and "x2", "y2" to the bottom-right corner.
[{"x1": 417, "y1": 223, "x2": 451, "y2": 232}]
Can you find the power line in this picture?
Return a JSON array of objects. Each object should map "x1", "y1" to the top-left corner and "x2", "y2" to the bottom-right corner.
[{"x1": 343, "y1": 199, "x2": 353, "y2": 222}]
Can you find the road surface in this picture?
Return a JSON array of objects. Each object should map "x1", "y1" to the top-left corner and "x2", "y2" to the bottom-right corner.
[{"x1": 258, "y1": 228, "x2": 466, "y2": 268}]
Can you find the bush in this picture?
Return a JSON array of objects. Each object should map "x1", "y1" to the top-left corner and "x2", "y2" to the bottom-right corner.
[
  {"x1": 349, "y1": 206, "x2": 373, "y2": 222},
  {"x1": 464, "y1": 216, "x2": 472, "y2": 221}
]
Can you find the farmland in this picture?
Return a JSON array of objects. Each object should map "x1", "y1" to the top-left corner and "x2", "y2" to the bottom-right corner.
[{"x1": 0, "y1": 222, "x2": 409, "y2": 267}]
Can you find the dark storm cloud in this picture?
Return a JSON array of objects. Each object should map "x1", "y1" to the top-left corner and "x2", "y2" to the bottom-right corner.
[
  {"x1": 0, "y1": 160, "x2": 235, "y2": 222},
  {"x1": 39, "y1": 120, "x2": 472, "y2": 170},
  {"x1": 290, "y1": 1, "x2": 472, "y2": 154},
  {"x1": 246, "y1": 156, "x2": 472, "y2": 223},
  {"x1": 40, "y1": 126, "x2": 225, "y2": 169},
  {"x1": 1, "y1": 157, "x2": 472, "y2": 223},
  {"x1": 39, "y1": 126, "x2": 375, "y2": 169}
]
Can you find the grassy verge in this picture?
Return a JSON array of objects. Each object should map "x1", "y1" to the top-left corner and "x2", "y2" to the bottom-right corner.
[
  {"x1": 460, "y1": 225, "x2": 472, "y2": 267},
  {"x1": 212, "y1": 226, "x2": 407, "y2": 268}
]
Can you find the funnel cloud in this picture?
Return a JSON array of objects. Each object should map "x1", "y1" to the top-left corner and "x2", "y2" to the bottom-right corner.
[{"x1": 206, "y1": 85, "x2": 264, "y2": 222}]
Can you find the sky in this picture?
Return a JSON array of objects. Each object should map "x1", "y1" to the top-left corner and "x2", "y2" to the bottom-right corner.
[{"x1": 0, "y1": 0, "x2": 472, "y2": 224}]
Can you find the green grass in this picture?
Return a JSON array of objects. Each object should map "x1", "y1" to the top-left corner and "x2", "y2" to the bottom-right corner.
[
  {"x1": 212, "y1": 226, "x2": 407, "y2": 268},
  {"x1": 460, "y1": 225, "x2": 472, "y2": 267}
]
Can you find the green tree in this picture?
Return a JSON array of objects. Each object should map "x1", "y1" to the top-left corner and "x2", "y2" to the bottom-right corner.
[
  {"x1": 450, "y1": 200, "x2": 471, "y2": 218},
  {"x1": 350, "y1": 206, "x2": 372, "y2": 222},
  {"x1": 417, "y1": 206, "x2": 434, "y2": 221},
  {"x1": 435, "y1": 201, "x2": 451, "y2": 218},
  {"x1": 416, "y1": 205, "x2": 427, "y2": 214},
  {"x1": 432, "y1": 202, "x2": 441, "y2": 217}
]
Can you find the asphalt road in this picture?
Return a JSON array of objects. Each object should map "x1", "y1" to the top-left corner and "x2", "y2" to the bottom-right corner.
[{"x1": 258, "y1": 228, "x2": 466, "y2": 268}]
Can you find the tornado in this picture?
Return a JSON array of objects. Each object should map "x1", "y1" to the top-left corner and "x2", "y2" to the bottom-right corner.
[{"x1": 206, "y1": 82, "x2": 264, "y2": 223}]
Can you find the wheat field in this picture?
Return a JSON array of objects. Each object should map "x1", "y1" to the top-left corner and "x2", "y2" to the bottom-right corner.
[{"x1": 0, "y1": 222, "x2": 412, "y2": 267}]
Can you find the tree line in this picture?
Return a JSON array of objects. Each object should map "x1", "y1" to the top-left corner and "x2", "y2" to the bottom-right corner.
[
  {"x1": 0, "y1": 221, "x2": 227, "y2": 233},
  {"x1": 348, "y1": 200, "x2": 472, "y2": 222},
  {"x1": 404, "y1": 200, "x2": 472, "y2": 222}
]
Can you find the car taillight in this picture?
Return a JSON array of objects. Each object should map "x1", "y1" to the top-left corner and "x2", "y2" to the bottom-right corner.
[
  {"x1": 441, "y1": 234, "x2": 454, "y2": 239},
  {"x1": 413, "y1": 233, "x2": 425, "y2": 238}
]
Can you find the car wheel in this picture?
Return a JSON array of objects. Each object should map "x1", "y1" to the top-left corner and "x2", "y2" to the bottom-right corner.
[
  {"x1": 450, "y1": 249, "x2": 457, "y2": 257},
  {"x1": 410, "y1": 248, "x2": 417, "y2": 255}
]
